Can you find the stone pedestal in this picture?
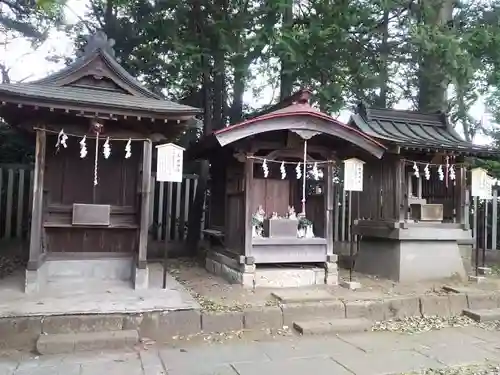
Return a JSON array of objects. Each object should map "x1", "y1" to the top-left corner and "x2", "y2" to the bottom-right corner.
[
  {"x1": 353, "y1": 221, "x2": 471, "y2": 282},
  {"x1": 25, "y1": 268, "x2": 46, "y2": 294},
  {"x1": 324, "y1": 255, "x2": 339, "y2": 285},
  {"x1": 132, "y1": 266, "x2": 149, "y2": 290},
  {"x1": 205, "y1": 250, "x2": 339, "y2": 288}
]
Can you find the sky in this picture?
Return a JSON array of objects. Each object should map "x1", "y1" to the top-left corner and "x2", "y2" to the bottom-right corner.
[{"x1": 1, "y1": 0, "x2": 492, "y2": 145}]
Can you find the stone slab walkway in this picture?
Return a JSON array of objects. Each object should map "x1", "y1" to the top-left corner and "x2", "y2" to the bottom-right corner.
[
  {"x1": 0, "y1": 267, "x2": 199, "y2": 317},
  {"x1": 1, "y1": 326, "x2": 500, "y2": 375}
]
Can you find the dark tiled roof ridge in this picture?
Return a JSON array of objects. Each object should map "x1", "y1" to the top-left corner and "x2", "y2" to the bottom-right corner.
[
  {"x1": 0, "y1": 83, "x2": 201, "y2": 114},
  {"x1": 357, "y1": 102, "x2": 447, "y2": 127},
  {"x1": 32, "y1": 48, "x2": 161, "y2": 100}
]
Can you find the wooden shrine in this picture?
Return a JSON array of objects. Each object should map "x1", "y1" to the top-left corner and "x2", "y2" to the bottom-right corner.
[
  {"x1": 189, "y1": 90, "x2": 386, "y2": 287},
  {"x1": 348, "y1": 104, "x2": 499, "y2": 282},
  {"x1": 0, "y1": 32, "x2": 200, "y2": 292},
  {"x1": 192, "y1": 91, "x2": 500, "y2": 286}
]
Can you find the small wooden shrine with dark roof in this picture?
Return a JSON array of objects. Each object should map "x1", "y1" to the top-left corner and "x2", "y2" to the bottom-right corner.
[
  {"x1": 346, "y1": 103, "x2": 498, "y2": 282},
  {"x1": 0, "y1": 31, "x2": 201, "y2": 293}
]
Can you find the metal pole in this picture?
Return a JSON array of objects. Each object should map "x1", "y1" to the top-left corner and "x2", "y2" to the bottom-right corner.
[
  {"x1": 301, "y1": 140, "x2": 308, "y2": 214},
  {"x1": 483, "y1": 199, "x2": 487, "y2": 268},
  {"x1": 473, "y1": 196, "x2": 479, "y2": 276}
]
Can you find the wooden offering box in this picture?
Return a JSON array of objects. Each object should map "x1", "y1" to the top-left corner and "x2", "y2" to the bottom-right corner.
[
  {"x1": 263, "y1": 219, "x2": 298, "y2": 238},
  {"x1": 410, "y1": 203, "x2": 444, "y2": 222}
]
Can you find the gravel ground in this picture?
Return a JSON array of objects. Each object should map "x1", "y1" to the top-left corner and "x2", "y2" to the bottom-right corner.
[
  {"x1": 163, "y1": 257, "x2": 500, "y2": 346},
  {"x1": 0, "y1": 254, "x2": 25, "y2": 280},
  {"x1": 373, "y1": 316, "x2": 500, "y2": 334},
  {"x1": 403, "y1": 363, "x2": 500, "y2": 375},
  {"x1": 165, "y1": 257, "x2": 500, "y2": 313},
  {"x1": 0, "y1": 241, "x2": 27, "y2": 280}
]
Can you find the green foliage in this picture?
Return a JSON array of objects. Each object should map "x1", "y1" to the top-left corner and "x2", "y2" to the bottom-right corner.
[
  {"x1": 0, "y1": 123, "x2": 34, "y2": 164},
  {"x1": 0, "y1": 0, "x2": 66, "y2": 41},
  {"x1": 7, "y1": 0, "x2": 500, "y2": 140}
]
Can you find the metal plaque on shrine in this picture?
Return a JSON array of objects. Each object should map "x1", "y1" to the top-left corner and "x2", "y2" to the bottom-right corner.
[
  {"x1": 156, "y1": 143, "x2": 185, "y2": 182},
  {"x1": 343, "y1": 158, "x2": 365, "y2": 192}
]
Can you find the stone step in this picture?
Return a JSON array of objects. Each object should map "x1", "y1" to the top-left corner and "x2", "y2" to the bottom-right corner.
[
  {"x1": 271, "y1": 289, "x2": 337, "y2": 303},
  {"x1": 36, "y1": 330, "x2": 139, "y2": 355},
  {"x1": 477, "y1": 267, "x2": 493, "y2": 276},
  {"x1": 463, "y1": 308, "x2": 500, "y2": 323},
  {"x1": 293, "y1": 318, "x2": 372, "y2": 335}
]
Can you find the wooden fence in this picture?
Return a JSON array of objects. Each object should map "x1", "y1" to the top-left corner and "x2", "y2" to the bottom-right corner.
[
  {"x1": 0, "y1": 163, "x2": 202, "y2": 242},
  {"x1": 0, "y1": 164, "x2": 34, "y2": 240},
  {"x1": 471, "y1": 188, "x2": 500, "y2": 251},
  {"x1": 149, "y1": 174, "x2": 205, "y2": 242}
]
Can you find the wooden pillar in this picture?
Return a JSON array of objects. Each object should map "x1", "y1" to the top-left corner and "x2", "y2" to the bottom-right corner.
[
  {"x1": 394, "y1": 157, "x2": 405, "y2": 222},
  {"x1": 27, "y1": 129, "x2": 46, "y2": 271},
  {"x1": 324, "y1": 162, "x2": 334, "y2": 255},
  {"x1": 138, "y1": 140, "x2": 152, "y2": 269},
  {"x1": 455, "y1": 166, "x2": 466, "y2": 224},
  {"x1": 243, "y1": 156, "x2": 254, "y2": 257}
]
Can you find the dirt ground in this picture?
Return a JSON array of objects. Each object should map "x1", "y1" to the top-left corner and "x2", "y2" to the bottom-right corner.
[
  {"x1": 165, "y1": 258, "x2": 500, "y2": 312},
  {"x1": 0, "y1": 240, "x2": 27, "y2": 280}
]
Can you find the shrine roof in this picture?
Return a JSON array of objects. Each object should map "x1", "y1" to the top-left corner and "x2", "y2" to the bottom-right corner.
[
  {"x1": 190, "y1": 89, "x2": 387, "y2": 159},
  {"x1": 349, "y1": 103, "x2": 498, "y2": 156},
  {"x1": 0, "y1": 83, "x2": 199, "y2": 115},
  {"x1": 214, "y1": 91, "x2": 385, "y2": 150},
  {"x1": 0, "y1": 32, "x2": 201, "y2": 119}
]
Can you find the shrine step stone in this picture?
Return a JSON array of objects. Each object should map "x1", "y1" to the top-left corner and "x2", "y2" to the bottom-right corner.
[
  {"x1": 271, "y1": 289, "x2": 337, "y2": 304},
  {"x1": 293, "y1": 318, "x2": 372, "y2": 335},
  {"x1": 477, "y1": 267, "x2": 493, "y2": 276},
  {"x1": 36, "y1": 330, "x2": 139, "y2": 355},
  {"x1": 463, "y1": 308, "x2": 500, "y2": 323}
]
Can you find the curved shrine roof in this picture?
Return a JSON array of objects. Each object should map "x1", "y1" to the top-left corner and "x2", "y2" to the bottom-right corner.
[
  {"x1": 349, "y1": 103, "x2": 498, "y2": 156},
  {"x1": 196, "y1": 90, "x2": 387, "y2": 159},
  {"x1": 0, "y1": 32, "x2": 201, "y2": 119}
]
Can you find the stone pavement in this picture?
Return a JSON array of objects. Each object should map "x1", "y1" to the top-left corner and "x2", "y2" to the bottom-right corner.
[
  {"x1": 0, "y1": 267, "x2": 199, "y2": 318},
  {"x1": 1, "y1": 326, "x2": 500, "y2": 375}
]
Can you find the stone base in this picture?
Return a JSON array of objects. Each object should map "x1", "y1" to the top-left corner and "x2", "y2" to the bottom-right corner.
[
  {"x1": 458, "y1": 240, "x2": 473, "y2": 274},
  {"x1": 132, "y1": 266, "x2": 149, "y2": 290},
  {"x1": 205, "y1": 251, "x2": 338, "y2": 288},
  {"x1": 24, "y1": 257, "x2": 138, "y2": 294},
  {"x1": 340, "y1": 280, "x2": 362, "y2": 290},
  {"x1": 355, "y1": 239, "x2": 466, "y2": 282},
  {"x1": 25, "y1": 268, "x2": 46, "y2": 294},
  {"x1": 468, "y1": 275, "x2": 487, "y2": 283}
]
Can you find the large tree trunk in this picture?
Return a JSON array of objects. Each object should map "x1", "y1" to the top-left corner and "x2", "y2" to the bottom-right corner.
[
  {"x1": 417, "y1": 0, "x2": 454, "y2": 112},
  {"x1": 376, "y1": 8, "x2": 390, "y2": 108},
  {"x1": 230, "y1": 56, "x2": 245, "y2": 124},
  {"x1": 186, "y1": 0, "x2": 213, "y2": 257},
  {"x1": 279, "y1": 0, "x2": 294, "y2": 100}
]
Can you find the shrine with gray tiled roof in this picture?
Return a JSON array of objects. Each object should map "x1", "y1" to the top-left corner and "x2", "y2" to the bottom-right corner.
[
  {"x1": 0, "y1": 32, "x2": 201, "y2": 293},
  {"x1": 347, "y1": 103, "x2": 497, "y2": 282}
]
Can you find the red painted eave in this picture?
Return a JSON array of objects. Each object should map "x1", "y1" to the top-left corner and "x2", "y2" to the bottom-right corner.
[{"x1": 214, "y1": 103, "x2": 387, "y2": 150}]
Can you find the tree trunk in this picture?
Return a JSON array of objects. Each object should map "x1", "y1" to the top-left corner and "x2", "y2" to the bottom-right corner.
[
  {"x1": 417, "y1": 0, "x2": 454, "y2": 112},
  {"x1": 376, "y1": 8, "x2": 390, "y2": 108},
  {"x1": 279, "y1": 0, "x2": 294, "y2": 100},
  {"x1": 230, "y1": 56, "x2": 245, "y2": 124},
  {"x1": 186, "y1": 0, "x2": 213, "y2": 257}
]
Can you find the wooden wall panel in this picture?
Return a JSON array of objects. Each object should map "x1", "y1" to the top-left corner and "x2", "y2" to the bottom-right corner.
[
  {"x1": 44, "y1": 136, "x2": 140, "y2": 208},
  {"x1": 46, "y1": 227, "x2": 137, "y2": 253},
  {"x1": 225, "y1": 193, "x2": 245, "y2": 254},
  {"x1": 251, "y1": 178, "x2": 290, "y2": 216}
]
